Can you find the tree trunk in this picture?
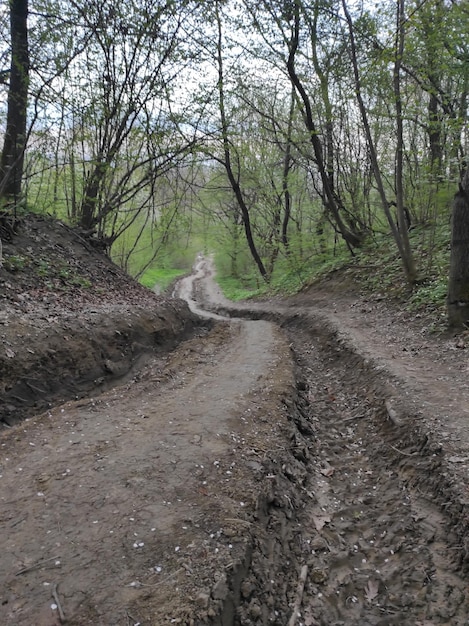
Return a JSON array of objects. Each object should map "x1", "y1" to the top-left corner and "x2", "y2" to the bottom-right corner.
[
  {"x1": 428, "y1": 92, "x2": 442, "y2": 172},
  {"x1": 79, "y1": 159, "x2": 107, "y2": 231},
  {"x1": 281, "y1": 87, "x2": 295, "y2": 251},
  {"x1": 287, "y1": 2, "x2": 363, "y2": 251},
  {"x1": 341, "y1": 0, "x2": 417, "y2": 284},
  {"x1": 215, "y1": 1, "x2": 268, "y2": 281},
  {"x1": 0, "y1": 0, "x2": 29, "y2": 206},
  {"x1": 393, "y1": 0, "x2": 417, "y2": 283},
  {"x1": 447, "y1": 169, "x2": 469, "y2": 328}
]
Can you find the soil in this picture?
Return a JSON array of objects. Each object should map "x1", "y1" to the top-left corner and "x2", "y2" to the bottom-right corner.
[{"x1": 2, "y1": 215, "x2": 469, "y2": 625}]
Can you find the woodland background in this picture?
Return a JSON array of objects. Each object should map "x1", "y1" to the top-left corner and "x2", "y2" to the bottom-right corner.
[{"x1": 1, "y1": 0, "x2": 468, "y2": 323}]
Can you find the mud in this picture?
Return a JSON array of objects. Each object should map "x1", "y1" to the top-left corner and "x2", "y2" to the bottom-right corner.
[
  {"x1": 190, "y1": 257, "x2": 469, "y2": 625},
  {"x1": 269, "y1": 319, "x2": 469, "y2": 625},
  {"x1": 2, "y1": 237, "x2": 469, "y2": 625}
]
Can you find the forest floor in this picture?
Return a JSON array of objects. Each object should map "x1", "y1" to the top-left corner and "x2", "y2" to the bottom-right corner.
[{"x1": 2, "y1": 214, "x2": 469, "y2": 625}]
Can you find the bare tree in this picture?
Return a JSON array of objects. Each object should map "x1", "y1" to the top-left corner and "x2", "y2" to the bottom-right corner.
[
  {"x1": 241, "y1": 0, "x2": 365, "y2": 251},
  {"x1": 341, "y1": 0, "x2": 417, "y2": 284},
  {"x1": 285, "y1": 1, "x2": 364, "y2": 251},
  {"x1": 392, "y1": 0, "x2": 416, "y2": 282},
  {"x1": 67, "y1": 0, "x2": 197, "y2": 242},
  {"x1": 213, "y1": 0, "x2": 268, "y2": 280}
]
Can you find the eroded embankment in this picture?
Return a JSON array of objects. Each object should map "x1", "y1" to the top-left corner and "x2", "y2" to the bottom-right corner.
[
  {"x1": 1, "y1": 300, "x2": 205, "y2": 427},
  {"x1": 213, "y1": 307, "x2": 469, "y2": 625},
  {"x1": 1, "y1": 319, "x2": 303, "y2": 626}
]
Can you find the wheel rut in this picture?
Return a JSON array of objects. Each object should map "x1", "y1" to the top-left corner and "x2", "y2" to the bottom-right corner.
[
  {"x1": 2, "y1": 255, "x2": 469, "y2": 625},
  {"x1": 285, "y1": 326, "x2": 468, "y2": 625},
  {"x1": 188, "y1": 256, "x2": 469, "y2": 624},
  {"x1": 231, "y1": 319, "x2": 469, "y2": 624}
]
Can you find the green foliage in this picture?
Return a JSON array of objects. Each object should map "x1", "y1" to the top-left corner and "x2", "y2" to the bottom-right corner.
[
  {"x1": 409, "y1": 279, "x2": 447, "y2": 312},
  {"x1": 212, "y1": 247, "x2": 262, "y2": 300},
  {"x1": 209, "y1": 214, "x2": 452, "y2": 331},
  {"x1": 36, "y1": 259, "x2": 51, "y2": 277},
  {"x1": 34, "y1": 257, "x2": 91, "y2": 289},
  {"x1": 2, "y1": 249, "x2": 91, "y2": 290},
  {"x1": 345, "y1": 222, "x2": 450, "y2": 319},
  {"x1": 3, "y1": 254, "x2": 30, "y2": 271},
  {"x1": 211, "y1": 224, "x2": 353, "y2": 299},
  {"x1": 25, "y1": 151, "x2": 79, "y2": 222},
  {"x1": 58, "y1": 266, "x2": 92, "y2": 288},
  {"x1": 216, "y1": 276, "x2": 260, "y2": 301},
  {"x1": 139, "y1": 267, "x2": 187, "y2": 292},
  {"x1": 110, "y1": 198, "x2": 202, "y2": 278},
  {"x1": 5, "y1": 0, "x2": 464, "y2": 322}
]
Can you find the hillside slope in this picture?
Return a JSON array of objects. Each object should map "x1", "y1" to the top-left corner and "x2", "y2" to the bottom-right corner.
[{"x1": 0, "y1": 214, "x2": 202, "y2": 425}]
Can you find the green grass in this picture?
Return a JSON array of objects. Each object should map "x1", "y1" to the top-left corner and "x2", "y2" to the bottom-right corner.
[
  {"x1": 271, "y1": 248, "x2": 352, "y2": 294},
  {"x1": 209, "y1": 221, "x2": 452, "y2": 331},
  {"x1": 139, "y1": 267, "x2": 187, "y2": 291},
  {"x1": 216, "y1": 275, "x2": 262, "y2": 300}
]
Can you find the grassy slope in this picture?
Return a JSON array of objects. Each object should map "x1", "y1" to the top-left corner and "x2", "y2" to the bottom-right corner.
[{"x1": 210, "y1": 223, "x2": 450, "y2": 331}]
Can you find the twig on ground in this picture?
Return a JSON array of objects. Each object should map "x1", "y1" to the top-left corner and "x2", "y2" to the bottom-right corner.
[
  {"x1": 126, "y1": 611, "x2": 139, "y2": 625},
  {"x1": 224, "y1": 518, "x2": 252, "y2": 526},
  {"x1": 287, "y1": 564, "x2": 308, "y2": 626},
  {"x1": 15, "y1": 555, "x2": 60, "y2": 576},
  {"x1": 24, "y1": 380, "x2": 47, "y2": 394},
  {"x1": 52, "y1": 583, "x2": 66, "y2": 622},
  {"x1": 10, "y1": 394, "x2": 28, "y2": 403},
  {"x1": 343, "y1": 414, "x2": 366, "y2": 422},
  {"x1": 388, "y1": 444, "x2": 416, "y2": 457}
]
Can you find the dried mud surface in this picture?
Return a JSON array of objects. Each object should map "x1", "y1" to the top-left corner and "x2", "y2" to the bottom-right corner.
[{"x1": 2, "y1": 217, "x2": 469, "y2": 625}]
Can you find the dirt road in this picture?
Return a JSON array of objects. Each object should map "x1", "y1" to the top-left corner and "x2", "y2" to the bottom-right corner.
[
  {"x1": 1, "y1": 273, "x2": 296, "y2": 624},
  {"x1": 2, "y1": 256, "x2": 469, "y2": 625}
]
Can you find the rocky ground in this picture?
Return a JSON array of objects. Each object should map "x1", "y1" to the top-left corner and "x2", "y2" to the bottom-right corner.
[{"x1": 1, "y1": 215, "x2": 469, "y2": 625}]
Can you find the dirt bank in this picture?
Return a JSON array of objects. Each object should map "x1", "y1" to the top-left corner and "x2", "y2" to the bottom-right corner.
[{"x1": 0, "y1": 214, "x2": 204, "y2": 426}]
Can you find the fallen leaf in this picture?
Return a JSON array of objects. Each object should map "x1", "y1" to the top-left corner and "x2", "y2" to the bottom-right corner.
[
  {"x1": 312, "y1": 514, "x2": 331, "y2": 531},
  {"x1": 364, "y1": 579, "x2": 379, "y2": 602},
  {"x1": 320, "y1": 464, "x2": 335, "y2": 477},
  {"x1": 448, "y1": 456, "x2": 469, "y2": 463},
  {"x1": 304, "y1": 612, "x2": 318, "y2": 626}
]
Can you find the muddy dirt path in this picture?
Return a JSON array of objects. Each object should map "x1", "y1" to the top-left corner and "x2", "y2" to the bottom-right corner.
[
  {"x1": 190, "y1": 256, "x2": 469, "y2": 625},
  {"x1": 1, "y1": 301, "x2": 296, "y2": 624},
  {"x1": 2, "y1": 256, "x2": 469, "y2": 625}
]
